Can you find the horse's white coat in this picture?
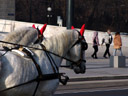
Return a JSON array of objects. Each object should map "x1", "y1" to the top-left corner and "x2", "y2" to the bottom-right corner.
[
  {"x1": 0, "y1": 30, "x2": 82, "y2": 96},
  {"x1": 1, "y1": 27, "x2": 38, "y2": 48}
]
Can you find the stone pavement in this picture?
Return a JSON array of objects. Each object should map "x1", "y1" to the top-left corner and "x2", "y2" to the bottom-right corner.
[{"x1": 60, "y1": 44, "x2": 128, "y2": 81}]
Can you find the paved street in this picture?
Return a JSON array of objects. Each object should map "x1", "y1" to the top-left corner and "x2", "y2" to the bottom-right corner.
[
  {"x1": 55, "y1": 89, "x2": 128, "y2": 96},
  {"x1": 55, "y1": 78, "x2": 128, "y2": 96},
  {"x1": 55, "y1": 78, "x2": 128, "y2": 95}
]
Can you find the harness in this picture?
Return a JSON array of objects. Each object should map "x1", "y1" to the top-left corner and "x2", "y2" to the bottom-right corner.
[
  {"x1": 0, "y1": 45, "x2": 70, "y2": 95},
  {"x1": 61, "y1": 30, "x2": 87, "y2": 69},
  {"x1": 0, "y1": 31, "x2": 87, "y2": 95}
]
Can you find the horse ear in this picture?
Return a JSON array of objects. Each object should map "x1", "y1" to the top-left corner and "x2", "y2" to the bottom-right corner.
[
  {"x1": 32, "y1": 24, "x2": 36, "y2": 29},
  {"x1": 71, "y1": 26, "x2": 75, "y2": 29},
  {"x1": 80, "y1": 24, "x2": 85, "y2": 36},
  {"x1": 40, "y1": 23, "x2": 47, "y2": 35}
]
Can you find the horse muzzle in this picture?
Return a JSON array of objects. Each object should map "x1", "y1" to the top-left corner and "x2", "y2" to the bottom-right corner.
[{"x1": 73, "y1": 63, "x2": 86, "y2": 74}]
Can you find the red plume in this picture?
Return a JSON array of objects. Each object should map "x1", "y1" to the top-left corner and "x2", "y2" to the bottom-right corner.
[
  {"x1": 32, "y1": 24, "x2": 36, "y2": 29},
  {"x1": 40, "y1": 24, "x2": 47, "y2": 35},
  {"x1": 80, "y1": 24, "x2": 85, "y2": 36},
  {"x1": 71, "y1": 26, "x2": 75, "y2": 29}
]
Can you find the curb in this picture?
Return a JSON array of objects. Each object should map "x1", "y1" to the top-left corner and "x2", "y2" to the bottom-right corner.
[{"x1": 68, "y1": 75, "x2": 128, "y2": 82}]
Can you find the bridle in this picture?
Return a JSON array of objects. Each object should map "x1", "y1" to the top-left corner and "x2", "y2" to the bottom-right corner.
[
  {"x1": 0, "y1": 30, "x2": 87, "y2": 95},
  {"x1": 64, "y1": 30, "x2": 87, "y2": 69},
  {"x1": 34, "y1": 27, "x2": 44, "y2": 44}
]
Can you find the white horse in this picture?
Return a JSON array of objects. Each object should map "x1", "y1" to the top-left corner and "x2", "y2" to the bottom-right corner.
[{"x1": 0, "y1": 29, "x2": 86, "y2": 96}]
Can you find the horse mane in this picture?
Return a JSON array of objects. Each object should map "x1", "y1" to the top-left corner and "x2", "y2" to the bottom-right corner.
[{"x1": 1, "y1": 27, "x2": 38, "y2": 48}]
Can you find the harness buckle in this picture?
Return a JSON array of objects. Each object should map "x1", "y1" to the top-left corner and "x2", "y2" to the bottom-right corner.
[{"x1": 59, "y1": 73, "x2": 69, "y2": 85}]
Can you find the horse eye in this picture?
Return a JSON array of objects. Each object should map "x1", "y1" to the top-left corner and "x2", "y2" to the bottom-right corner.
[{"x1": 38, "y1": 35, "x2": 42, "y2": 38}]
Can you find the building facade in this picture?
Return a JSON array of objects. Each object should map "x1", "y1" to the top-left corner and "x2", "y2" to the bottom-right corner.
[
  {"x1": 0, "y1": 0, "x2": 15, "y2": 20},
  {"x1": 1, "y1": 0, "x2": 128, "y2": 32}
]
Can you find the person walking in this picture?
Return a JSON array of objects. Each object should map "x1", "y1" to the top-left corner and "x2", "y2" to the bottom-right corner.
[
  {"x1": 101, "y1": 29, "x2": 113, "y2": 58},
  {"x1": 113, "y1": 32, "x2": 123, "y2": 56},
  {"x1": 91, "y1": 31, "x2": 99, "y2": 59}
]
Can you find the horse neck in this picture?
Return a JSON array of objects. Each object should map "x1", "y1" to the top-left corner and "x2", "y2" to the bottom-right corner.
[{"x1": 42, "y1": 30, "x2": 78, "y2": 57}]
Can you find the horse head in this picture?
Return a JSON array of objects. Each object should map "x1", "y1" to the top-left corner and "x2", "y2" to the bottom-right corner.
[
  {"x1": 66, "y1": 24, "x2": 88, "y2": 74},
  {"x1": 32, "y1": 24, "x2": 47, "y2": 44},
  {"x1": 1, "y1": 24, "x2": 47, "y2": 49}
]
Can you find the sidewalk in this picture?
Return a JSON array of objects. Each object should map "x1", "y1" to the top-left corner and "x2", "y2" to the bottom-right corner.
[{"x1": 60, "y1": 44, "x2": 128, "y2": 82}]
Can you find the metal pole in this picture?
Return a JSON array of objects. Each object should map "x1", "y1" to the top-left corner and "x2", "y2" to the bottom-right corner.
[
  {"x1": 66, "y1": 0, "x2": 74, "y2": 66},
  {"x1": 66, "y1": 0, "x2": 74, "y2": 29}
]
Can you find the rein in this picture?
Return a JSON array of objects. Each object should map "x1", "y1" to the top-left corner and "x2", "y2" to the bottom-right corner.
[
  {"x1": 0, "y1": 45, "x2": 69, "y2": 96},
  {"x1": 0, "y1": 40, "x2": 86, "y2": 65},
  {"x1": 0, "y1": 40, "x2": 86, "y2": 95}
]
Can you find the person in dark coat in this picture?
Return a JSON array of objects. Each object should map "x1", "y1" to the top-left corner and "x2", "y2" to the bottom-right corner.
[{"x1": 91, "y1": 31, "x2": 99, "y2": 59}]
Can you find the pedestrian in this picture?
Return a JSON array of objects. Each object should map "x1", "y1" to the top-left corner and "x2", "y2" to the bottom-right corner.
[
  {"x1": 91, "y1": 31, "x2": 99, "y2": 59},
  {"x1": 113, "y1": 32, "x2": 123, "y2": 56},
  {"x1": 101, "y1": 29, "x2": 113, "y2": 58}
]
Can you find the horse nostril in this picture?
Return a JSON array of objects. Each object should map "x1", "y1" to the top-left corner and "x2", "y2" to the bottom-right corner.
[
  {"x1": 72, "y1": 63, "x2": 86, "y2": 74},
  {"x1": 73, "y1": 66, "x2": 81, "y2": 74}
]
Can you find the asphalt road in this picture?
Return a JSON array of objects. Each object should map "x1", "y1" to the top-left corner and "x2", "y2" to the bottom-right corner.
[
  {"x1": 54, "y1": 89, "x2": 128, "y2": 96},
  {"x1": 54, "y1": 79, "x2": 128, "y2": 96}
]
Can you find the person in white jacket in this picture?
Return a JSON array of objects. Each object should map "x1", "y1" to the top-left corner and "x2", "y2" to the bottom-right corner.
[{"x1": 101, "y1": 29, "x2": 113, "y2": 58}]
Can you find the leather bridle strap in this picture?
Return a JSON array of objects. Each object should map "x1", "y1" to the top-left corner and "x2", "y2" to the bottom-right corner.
[
  {"x1": 40, "y1": 44, "x2": 69, "y2": 85},
  {"x1": 28, "y1": 53, "x2": 43, "y2": 78},
  {"x1": 25, "y1": 51, "x2": 42, "y2": 96},
  {"x1": 45, "y1": 51, "x2": 58, "y2": 73},
  {"x1": 40, "y1": 44, "x2": 58, "y2": 73},
  {"x1": 23, "y1": 46, "x2": 60, "y2": 96}
]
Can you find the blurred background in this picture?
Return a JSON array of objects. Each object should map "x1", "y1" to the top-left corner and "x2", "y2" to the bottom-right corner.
[{"x1": 1, "y1": 0, "x2": 128, "y2": 32}]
